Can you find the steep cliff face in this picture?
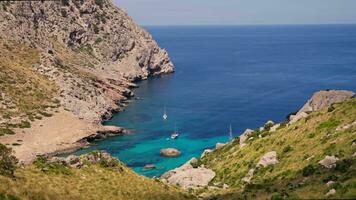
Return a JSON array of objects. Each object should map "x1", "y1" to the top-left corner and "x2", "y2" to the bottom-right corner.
[{"x1": 0, "y1": 0, "x2": 173, "y2": 124}]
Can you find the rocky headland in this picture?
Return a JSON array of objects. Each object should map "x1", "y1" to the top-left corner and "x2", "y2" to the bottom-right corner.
[{"x1": 0, "y1": 0, "x2": 173, "y2": 163}]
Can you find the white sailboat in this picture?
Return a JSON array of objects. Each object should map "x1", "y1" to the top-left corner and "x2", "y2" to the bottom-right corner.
[
  {"x1": 229, "y1": 124, "x2": 233, "y2": 141},
  {"x1": 163, "y1": 106, "x2": 168, "y2": 120},
  {"x1": 171, "y1": 123, "x2": 179, "y2": 139}
]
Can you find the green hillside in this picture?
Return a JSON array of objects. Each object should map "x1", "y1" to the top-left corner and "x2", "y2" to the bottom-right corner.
[
  {"x1": 198, "y1": 99, "x2": 356, "y2": 199},
  {"x1": 0, "y1": 151, "x2": 195, "y2": 200}
]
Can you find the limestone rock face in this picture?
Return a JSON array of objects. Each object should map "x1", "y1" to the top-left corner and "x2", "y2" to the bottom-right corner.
[
  {"x1": 239, "y1": 129, "x2": 254, "y2": 148},
  {"x1": 257, "y1": 151, "x2": 279, "y2": 167},
  {"x1": 160, "y1": 148, "x2": 181, "y2": 157},
  {"x1": 161, "y1": 158, "x2": 215, "y2": 189},
  {"x1": 290, "y1": 90, "x2": 354, "y2": 124},
  {"x1": 318, "y1": 155, "x2": 339, "y2": 169},
  {"x1": 0, "y1": 0, "x2": 173, "y2": 124}
]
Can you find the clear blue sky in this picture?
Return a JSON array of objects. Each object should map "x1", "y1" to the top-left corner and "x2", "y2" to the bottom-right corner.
[{"x1": 113, "y1": 0, "x2": 356, "y2": 25}]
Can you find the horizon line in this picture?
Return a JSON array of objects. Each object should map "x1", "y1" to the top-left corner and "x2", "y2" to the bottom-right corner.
[{"x1": 142, "y1": 22, "x2": 356, "y2": 27}]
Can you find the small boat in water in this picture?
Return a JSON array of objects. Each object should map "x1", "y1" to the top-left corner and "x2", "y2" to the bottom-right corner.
[
  {"x1": 171, "y1": 123, "x2": 179, "y2": 139},
  {"x1": 163, "y1": 106, "x2": 168, "y2": 120}
]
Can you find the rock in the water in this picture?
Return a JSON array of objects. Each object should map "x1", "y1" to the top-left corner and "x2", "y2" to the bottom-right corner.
[
  {"x1": 143, "y1": 164, "x2": 156, "y2": 170},
  {"x1": 257, "y1": 151, "x2": 279, "y2": 167},
  {"x1": 318, "y1": 155, "x2": 339, "y2": 168},
  {"x1": 291, "y1": 90, "x2": 355, "y2": 124},
  {"x1": 240, "y1": 129, "x2": 254, "y2": 148},
  {"x1": 160, "y1": 148, "x2": 181, "y2": 157},
  {"x1": 325, "y1": 189, "x2": 336, "y2": 196}
]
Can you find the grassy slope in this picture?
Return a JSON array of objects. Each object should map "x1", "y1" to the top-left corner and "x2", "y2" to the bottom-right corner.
[
  {"x1": 0, "y1": 161, "x2": 195, "y2": 200},
  {"x1": 200, "y1": 99, "x2": 356, "y2": 199},
  {"x1": 0, "y1": 39, "x2": 59, "y2": 136}
]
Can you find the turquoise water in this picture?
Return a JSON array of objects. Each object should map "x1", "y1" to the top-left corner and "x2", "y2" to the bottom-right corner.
[{"x1": 75, "y1": 25, "x2": 356, "y2": 177}]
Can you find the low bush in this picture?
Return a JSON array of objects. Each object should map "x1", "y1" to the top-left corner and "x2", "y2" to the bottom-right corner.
[
  {"x1": 0, "y1": 144, "x2": 18, "y2": 177},
  {"x1": 0, "y1": 128, "x2": 15, "y2": 135},
  {"x1": 302, "y1": 165, "x2": 316, "y2": 177}
]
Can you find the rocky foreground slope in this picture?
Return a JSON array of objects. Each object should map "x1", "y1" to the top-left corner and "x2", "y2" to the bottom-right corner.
[
  {"x1": 161, "y1": 90, "x2": 356, "y2": 199},
  {"x1": 0, "y1": 0, "x2": 173, "y2": 161}
]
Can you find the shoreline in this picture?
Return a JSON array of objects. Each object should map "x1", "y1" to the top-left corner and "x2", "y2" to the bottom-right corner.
[{"x1": 0, "y1": 74, "x2": 173, "y2": 164}]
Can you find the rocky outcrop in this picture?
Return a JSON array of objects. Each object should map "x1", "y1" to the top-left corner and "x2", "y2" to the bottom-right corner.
[
  {"x1": 257, "y1": 151, "x2": 279, "y2": 167},
  {"x1": 290, "y1": 90, "x2": 354, "y2": 124},
  {"x1": 0, "y1": 0, "x2": 174, "y2": 124},
  {"x1": 160, "y1": 148, "x2": 181, "y2": 157},
  {"x1": 318, "y1": 155, "x2": 339, "y2": 169},
  {"x1": 242, "y1": 169, "x2": 255, "y2": 183},
  {"x1": 161, "y1": 158, "x2": 215, "y2": 189},
  {"x1": 239, "y1": 129, "x2": 254, "y2": 148},
  {"x1": 48, "y1": 151, "x2": 120, "y2": 169}
]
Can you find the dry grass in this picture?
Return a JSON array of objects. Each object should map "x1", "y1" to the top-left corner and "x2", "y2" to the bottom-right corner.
[
  {"x1": 200, "y1": 99, "x2": 356, "y2": 199},
  {"x1": 0, "y1": 163, "x2": 195, "y2": 200},
  {"x1": 0, "y1": 39, "x2": 58, "y2": 132}
]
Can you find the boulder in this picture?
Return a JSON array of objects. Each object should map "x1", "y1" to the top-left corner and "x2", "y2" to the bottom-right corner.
[
  {"x1": 166, "y1": 168, "x2": 215, "y2": 189},
  {"x1": 161, "y1": 157, "x2": 215, "y2": 189},
  {"x1": 242, "y1": 168, "x2": 255, "y2": 183},
  {"x1": 326, "y1": 181, "x2": 335, "y2": 187},
  {"x1": 257, "y1": 151, "x2": 279, "y2": 167},
  {"x1": 325, "y1": 189, "x2": 336, "y2": 196},
  {"x1": 291, "y1": 90, "x2": 355, "y2": 124},
  {"x1": 160, "y1": 148, "x2": 181, "y2": 157},
  {"x1": 318, "y1": 155, "x2": 339, "y2": 168},
  {"x1": 240, "y1": 129, "x2": 254, "y2": 147}
]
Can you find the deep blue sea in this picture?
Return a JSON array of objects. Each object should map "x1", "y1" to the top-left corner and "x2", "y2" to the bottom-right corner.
[{"x1": 75, "y1": 25, "x2": 356, "y2": 177}]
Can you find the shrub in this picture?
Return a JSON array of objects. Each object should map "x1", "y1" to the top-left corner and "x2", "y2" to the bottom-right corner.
[
  {"x1": 283, "y1": 145, "x2": 293, "y2": 153},
  {"x1": 0, "y1": 144, "x2": 18, "y2": 177},
  {"x1": 302, "y1": 165, "x2": 316, "y2": 177},
  {"x1": 93, "y1": 24, "x2": 100, "y2": 34},
  {"x1": 18, "y1": 121, "x2": 31, "y2": 128},
  {"x1": 271, "y1": 192, "x2": 283, "y2": 200},
  {"x1": 335, "y1": 159, "x2": 352, "y2": 173},
  {"x1": 61, "y1": 9, "x2": 67, "y2": 17},
  {"x1": 0, "y1": 192, "x2": 20, "y2": 200},
  {"x1": 95, "y1": 0, "x2": 105, "y2": 8},
  {"x1": 33, "y1": 156, "x2": 72, "y2": 175},
  {"x1": 0, "y1": 128, "x2": 15, "y2": 135},
  {"x1": 316, "y1": 119, "x2": 340, "y2": 131}
]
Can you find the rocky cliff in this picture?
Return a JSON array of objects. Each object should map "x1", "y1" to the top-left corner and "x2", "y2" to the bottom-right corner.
[{"x1": 0, "y1": 0, "x2": 173, "y2": 124}]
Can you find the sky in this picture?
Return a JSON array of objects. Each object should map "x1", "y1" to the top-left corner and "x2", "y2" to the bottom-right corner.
[{"x1": 113, "y1": 0, "x2": 356, "y2": 25}]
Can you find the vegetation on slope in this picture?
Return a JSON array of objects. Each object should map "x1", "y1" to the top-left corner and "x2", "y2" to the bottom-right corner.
[
  {"x1": 199, "y1": 99, "x2": 356, "y2": 199},
  {"x1": 0, "y1": 39, "x2": 59, "y2": 136},
  {"x1": 0, "y1": 147, "x2": 195, "y2": 200}
]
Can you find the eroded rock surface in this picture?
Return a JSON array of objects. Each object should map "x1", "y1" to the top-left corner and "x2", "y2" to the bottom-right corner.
[
  {"x1": 161, "y1": 158, "x2": 215, "y2": 189},
  {"x1": 257, "y1": 151, "x2": 279, "y2": 167},
  {"x1": 290, "y1": 90, "x2": 354, "y2": 124}
]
